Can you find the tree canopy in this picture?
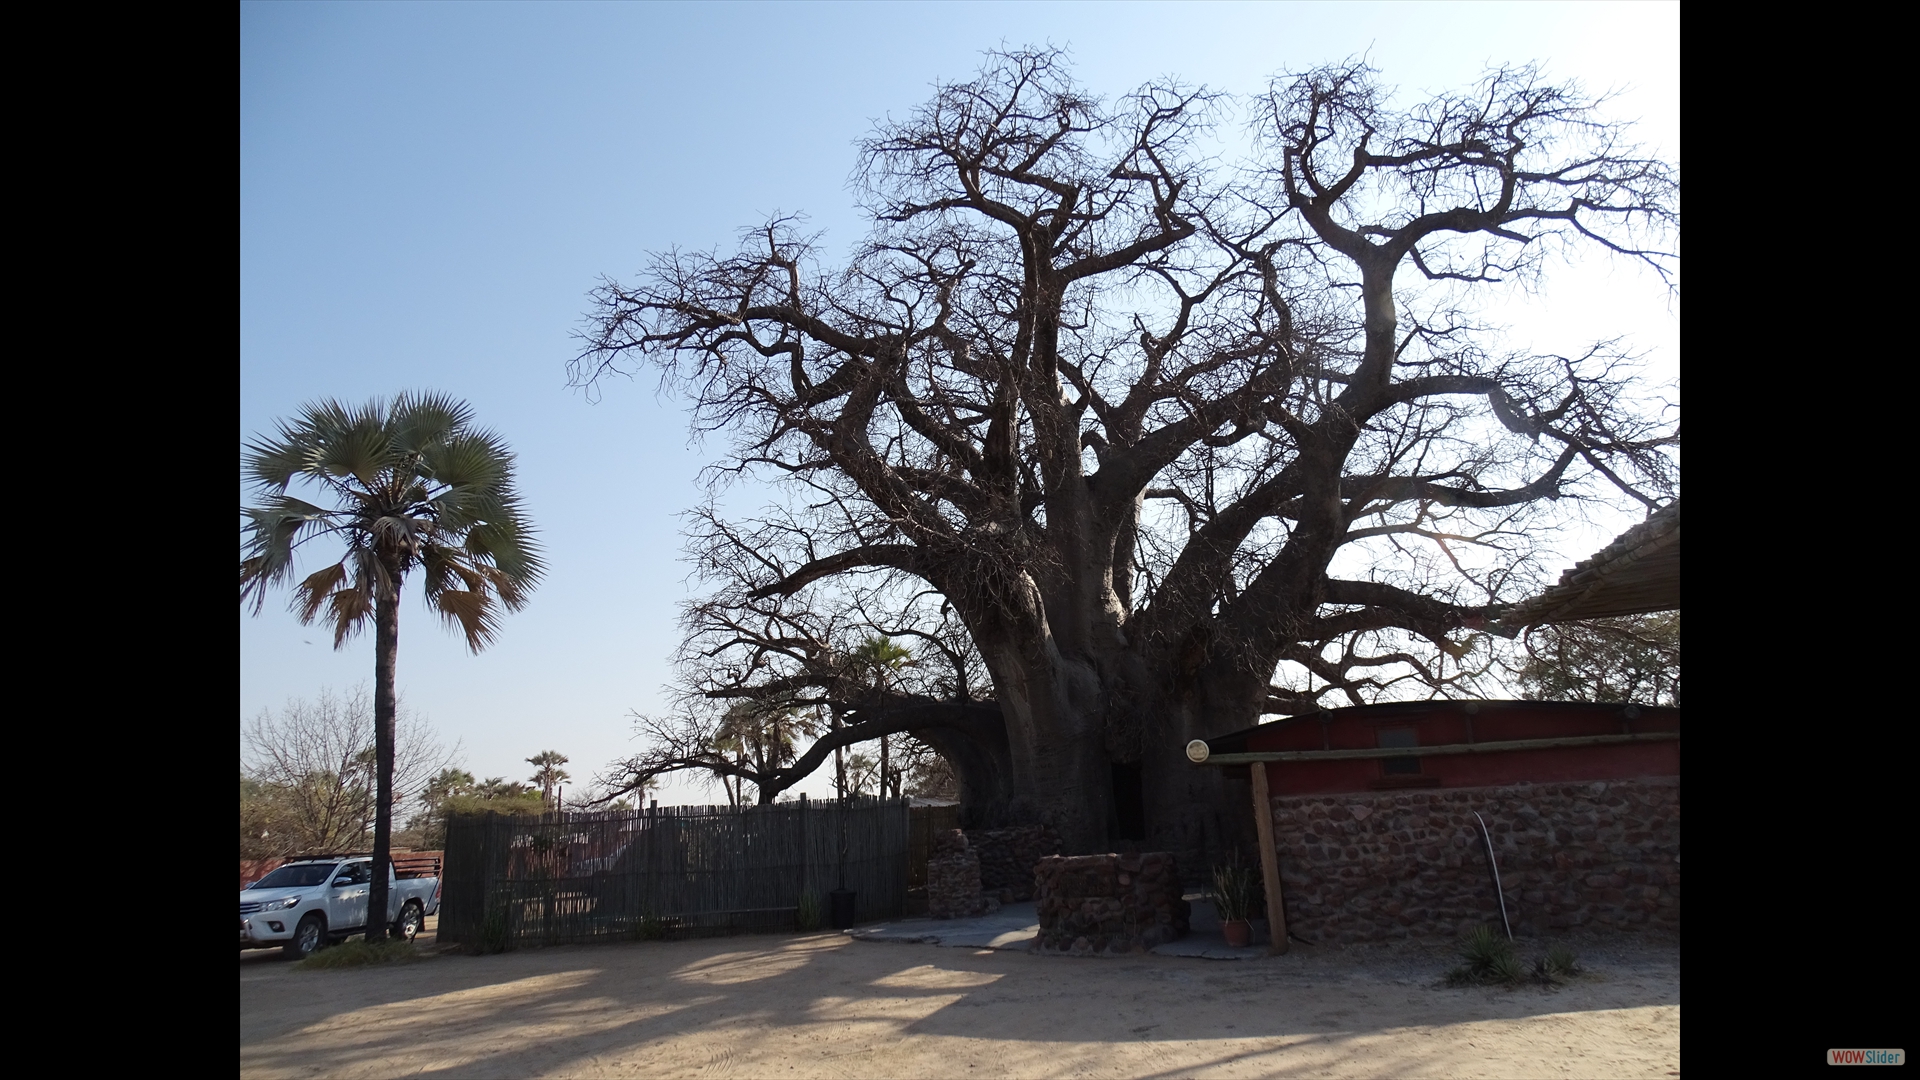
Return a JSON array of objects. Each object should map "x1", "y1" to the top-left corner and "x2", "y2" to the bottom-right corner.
[
  {"x1": 241, "y1": 686, "x2": 457, "y2": 858},
  {"x1": 405, "y1": 769, "x2": 550, "y2": 847},
  {"x1": 1517, "y1": 613, "x2": 1679, "y2": 707},
  {"x1": 577, "y1": 50, "x2": 1677, "y2": 859}
]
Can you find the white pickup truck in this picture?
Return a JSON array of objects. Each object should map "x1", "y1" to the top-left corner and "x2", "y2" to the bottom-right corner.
[{"x1": 241, "y1": 854, "x2": 442, "y2": 959}]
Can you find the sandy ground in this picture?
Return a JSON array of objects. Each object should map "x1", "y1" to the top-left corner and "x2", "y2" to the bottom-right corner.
[{"x1": 240, "y1": 918, "x2": 1678, "y2": 1079}]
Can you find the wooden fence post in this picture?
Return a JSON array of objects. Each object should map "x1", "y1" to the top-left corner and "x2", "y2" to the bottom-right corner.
[{"x1": 1250, "y1": 761, "x2": 1289, "y2": 955}]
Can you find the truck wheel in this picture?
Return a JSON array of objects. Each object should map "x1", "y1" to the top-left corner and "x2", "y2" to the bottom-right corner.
[
  {"x1": 392, "y1": 902, "x2": 424, "y2": 942},
  {"x1": 284, "y1": 914, "x2": 325, "y2": 960}
]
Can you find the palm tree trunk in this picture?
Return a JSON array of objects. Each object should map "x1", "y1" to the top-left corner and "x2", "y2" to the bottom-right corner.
[{"x1": 367, "y1": 571, "x2": 400, "y2": 942}]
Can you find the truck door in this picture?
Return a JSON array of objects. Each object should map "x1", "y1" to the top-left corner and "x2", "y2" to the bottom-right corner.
[{"x1": 330, "y1": 859, "x2": 372, "y2": 930}]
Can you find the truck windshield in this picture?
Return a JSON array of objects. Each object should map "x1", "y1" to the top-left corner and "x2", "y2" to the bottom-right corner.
[{"x1": 247, "y1": 863, "x2": 339, "y2": 890}]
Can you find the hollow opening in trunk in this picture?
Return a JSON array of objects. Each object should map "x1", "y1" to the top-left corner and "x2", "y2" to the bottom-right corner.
[{"x1": 1110, "y1": 762, "x2": 1146, "y2": 843}]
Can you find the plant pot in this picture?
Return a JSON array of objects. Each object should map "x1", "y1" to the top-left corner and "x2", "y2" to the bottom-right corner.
[
  {"x1": 829, "y1": 888, "x2": 857, "y2": 930},
  {"x1": 1222, "y1": 918, "x2": 1252, "y2": 948}
]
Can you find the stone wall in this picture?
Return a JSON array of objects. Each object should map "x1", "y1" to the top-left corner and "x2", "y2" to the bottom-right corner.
[
  {"x1": 1032, "y1": 852, "x2": 1190, "y2": 955},
  {"x1": 1268, "y1": 777, "x2": 1679, "y2": 943},
  {"x1": 927, "y1": 830, "x2": 999, "y2": 919},
  {"x1": 964, "y1": 825, "x2": 1061, "y2": 902}
]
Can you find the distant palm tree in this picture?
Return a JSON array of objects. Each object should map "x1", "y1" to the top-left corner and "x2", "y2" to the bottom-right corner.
[
  {"x1": 241, "y1": 393, "x2": 542, "y2": 942},
  {"x1": 848, "y1": 637, "x2": 913, "y2": 800},
  {"x1": 713, "y1": 700, "x2": 817, "y2": 805},
  {"x1": 527, "y1": 750, "x2": 571, "y2": 810}
]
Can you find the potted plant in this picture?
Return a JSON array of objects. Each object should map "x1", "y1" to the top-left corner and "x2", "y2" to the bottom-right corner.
[{"x1": 1212, "y1": 863, "x2": 1257, "y2": 947}]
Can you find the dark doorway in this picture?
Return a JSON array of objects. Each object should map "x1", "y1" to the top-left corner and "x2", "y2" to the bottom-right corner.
[{"x1": 1111, "y1": 763, "x2": 1146, "y2": 842}]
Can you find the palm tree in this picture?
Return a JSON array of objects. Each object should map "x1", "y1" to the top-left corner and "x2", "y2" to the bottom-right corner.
[
  {"x1": 527, "y1": 750, "x2": 570, "y2": 811},
  {"x1": 713, "y1": 699, "x2": 818, "y2": 805},
  {"x1": 848, "y1": 637, "x2": 913, "y2": 800},
  {"x1": 241, "y1": 393, "x2": 542, "y2": 943}
]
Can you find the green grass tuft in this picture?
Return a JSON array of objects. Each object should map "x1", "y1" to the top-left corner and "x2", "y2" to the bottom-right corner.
[
  {"x1": 1447, "y1": 925, "x2": 1522, "y2": 987},
  {"x1": 1486, "y1": 950, "x2": 1528, "y2": 985},
  {"x1": 796, "y1": 893, "x2": 823, "y2": 932},
  {"x1": 1445, "y1": 927, "x2": 1584, "y2": 988},
  {"x1": 1542, "y1": 942, "x2": 1581, "y2": 977},
  {"x1": 296, "y1": 938, "x2": 423, "y2": 970},
  {"x1": 467, "y1": 902, "x2": 511, "y2": 954},
  {"x1": 1460, "y1": 926, "x2": 1512, "y2": 970}
]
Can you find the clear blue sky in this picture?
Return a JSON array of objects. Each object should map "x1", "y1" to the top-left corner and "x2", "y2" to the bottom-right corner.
[{"x1": 240, "y1": 1, "x2": 1678, "y2": 806}]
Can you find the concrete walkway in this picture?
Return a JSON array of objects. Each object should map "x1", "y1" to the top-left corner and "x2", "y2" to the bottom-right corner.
[
  {"x1": 846, "y1": 897, "x2": 1271, "y2": 960},
  {"x1": 847, "y1": 901, "x2": 1043, "y2": 951}
]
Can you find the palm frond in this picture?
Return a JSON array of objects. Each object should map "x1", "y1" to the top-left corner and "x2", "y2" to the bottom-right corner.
[
  {"x1": 473, "y1": 562, "x2": 530, "y2": 611},
  {"x1": 243, "y1": 391, "x2": 540, "y2": 650},
  {"x1": 418, "y1": 545, "x2": 457, "y2": 599},
  {"x1": 314, "y1": 403, "x2": 401, "y2": 490},
  {"x1": 463, "y1": 516, "x2": 544, "y2": 594},
  {"x1": 293, "y1": 561, "x2": 351, "y2": 624},
  {"x1": 239, "y1": 555, "x2": 276, "y2": 608},
  {"x1": 391, "y1": 392, "x2": 475, "y2": 455},
  {"x1": 301, "y1": 398, "x2": 358, "y2": 437},
  {"x1": 424, "y1": 431, "x2": 510, "y2": 492},
  {"x1": 243, "y1": 435, "x2": 308, "y2": 490},
  {"x1": 368, "y1": 514, "x2": 421, "y2": 554},
  {"x1": 353, "y1": 544, "x2": 398, "y2": 604},
  {"x1": 434, "y1": 588, "x2": 501, "y2": 652},
  {"x1": 453, "y1": 561, "x2": 487, "y2": 592},
  {"x1": 240, "y1": 500, "x2": 336, "y2": 613},
  {"x1": 327, "y1": 585, "x2": 374, "y2": 647},
  {"x1": 419, "y1": 543, "x2": 494, "y2": 601}
]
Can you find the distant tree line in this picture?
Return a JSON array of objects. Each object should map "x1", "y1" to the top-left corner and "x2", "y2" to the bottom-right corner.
[
  {"x1": 1515, "y1": 612, "x2": 1678, "y2": 707},
  {"x1": 240, "y1": 686, "x2": 599, "y2": 856}
]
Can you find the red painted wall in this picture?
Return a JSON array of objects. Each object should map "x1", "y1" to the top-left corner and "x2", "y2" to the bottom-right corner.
[{"x1": 1246, "y1": 701, "x2": 1679, "y2": 796}]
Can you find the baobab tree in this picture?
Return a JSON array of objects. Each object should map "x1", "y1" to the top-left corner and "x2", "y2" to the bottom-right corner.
[{"x1": 578, "y1": 51, "x2": 1677, "y2": 864}]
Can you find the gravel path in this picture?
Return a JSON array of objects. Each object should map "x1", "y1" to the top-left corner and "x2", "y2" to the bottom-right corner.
[{"x1": 241, "y1": 923, "x2": 1678, "y2": 1078}]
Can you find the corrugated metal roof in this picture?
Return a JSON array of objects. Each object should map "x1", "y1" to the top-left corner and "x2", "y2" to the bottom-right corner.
[
  {"x1": 1492, "y1": 500, "x2": 1679, "y2": 630},
  {"x1": 1193, "y1": 698, "x2": 1676, "y2": 759}
]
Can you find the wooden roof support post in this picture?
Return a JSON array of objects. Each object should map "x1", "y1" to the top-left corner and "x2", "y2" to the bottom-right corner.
[{"x1": 1249, "y1": 761, "x2": 1289, "y2": 955}]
